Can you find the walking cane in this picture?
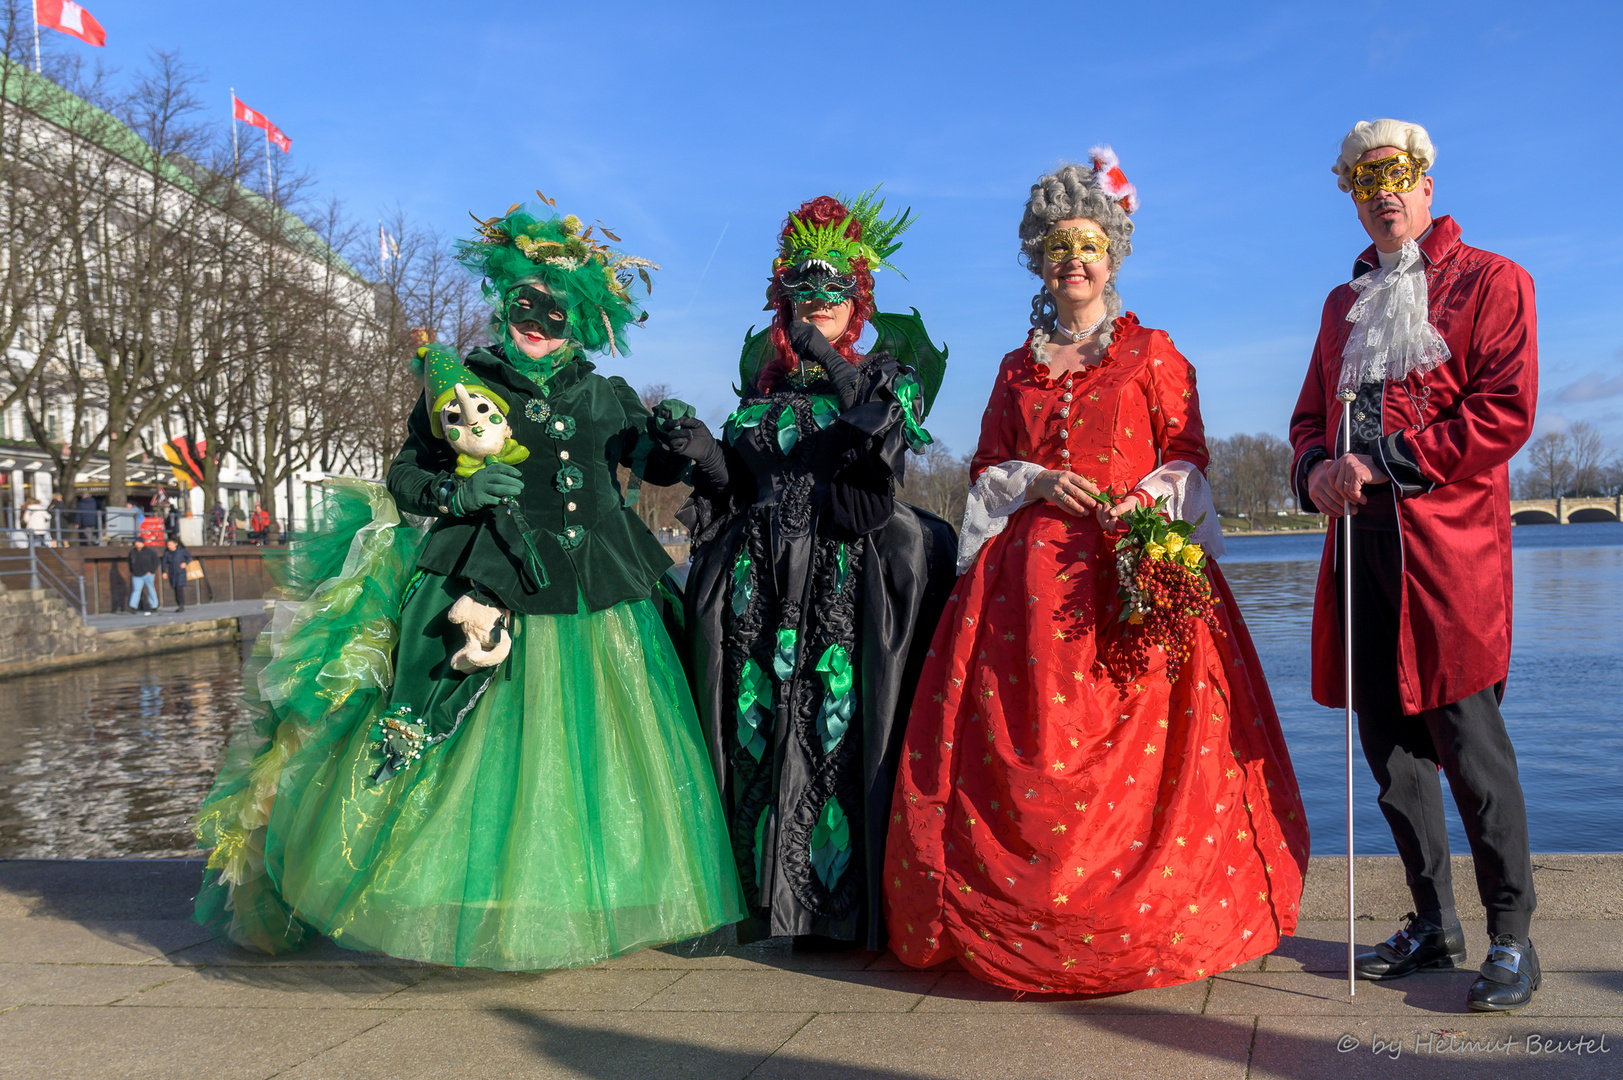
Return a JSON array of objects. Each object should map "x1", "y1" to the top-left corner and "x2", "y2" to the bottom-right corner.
[{"x1": 1337, "y1": 388, "x2": 1357, "y2": 997}]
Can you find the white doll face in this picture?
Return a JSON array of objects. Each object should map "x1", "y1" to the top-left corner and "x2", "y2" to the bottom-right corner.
[{"x1": 440, "y1": 383, "x2": 509, "y2": 458}]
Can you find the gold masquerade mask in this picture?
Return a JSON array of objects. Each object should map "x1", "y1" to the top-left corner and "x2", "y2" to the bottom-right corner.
[
  {"x1": 1042, "y1": 227, "x2": 1111, "y2": 264},
  {"x1": 1349, "y1": 152, "x2": 1425, "y2": 202}
]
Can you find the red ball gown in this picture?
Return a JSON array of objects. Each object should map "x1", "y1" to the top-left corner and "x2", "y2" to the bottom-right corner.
[{"x1": 883, "y1": 315, "x2": 1310, "y2": 993}]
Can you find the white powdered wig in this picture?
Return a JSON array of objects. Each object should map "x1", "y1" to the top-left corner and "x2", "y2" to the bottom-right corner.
[
  {"x1": 1332, "y1": 119, "x2": 1436, "y2": 192},
  {"x1": 1338, "y1": 238, "x2": 1451, "y2": 394}
]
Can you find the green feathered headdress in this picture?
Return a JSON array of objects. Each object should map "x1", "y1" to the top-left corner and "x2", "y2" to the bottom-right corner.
[
  {"x1": 773, "y1": 186, "x2": 915, "y2": 279},
  {"x1": 457, "y1": 194, "x2": 659, "y2": 359}
]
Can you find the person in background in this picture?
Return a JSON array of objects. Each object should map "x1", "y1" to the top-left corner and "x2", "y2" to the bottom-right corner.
[
  {"x1": 1289, "y1": 118, "x2": 1539, "y2": 1012},
  {"x1": 230, "y1": 502, "x2": 247, "y2": 544},
  {"x1": 76, "y1": 493, "x2": 99, "y2": 545},
  {"x1": 46, "y1": 493, "x2": 65, "y2": 546},
  {"x1": 163, "y1": 537, "x2": 191, "y2": 613},
  {"x1": 164, "y1": 499, "x2": 182, "y2": 539},
  {"x1": 248, "y1": 503, "x2": 270, "y2": 545},
  {"x1": 21, "y1": 499, "x2": 50, "y2": 546},
  {"x1": 210, "y1": 501, "x2": 226, "y2": 543},
  {"x1": 127, "y1": 539, "x2": 161, "y2": 615}
]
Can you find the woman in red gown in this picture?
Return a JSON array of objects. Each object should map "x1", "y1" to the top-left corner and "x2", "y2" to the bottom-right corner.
[{"x1": 884, "y1": 150, "x2": 1310, "y2": 994}]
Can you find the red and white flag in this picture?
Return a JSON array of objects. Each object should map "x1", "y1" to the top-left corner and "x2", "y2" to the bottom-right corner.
[
  {"x1": 36, "y1": 0, "x2": 106, "y2": 47},
  {"x1": 233, "y1": 95, "x2": 292, "y2": 154}
]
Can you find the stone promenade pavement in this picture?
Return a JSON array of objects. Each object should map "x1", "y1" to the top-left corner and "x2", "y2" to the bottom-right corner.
[{"x1": 1, "y1": 855, "x2": 1619, "y2": 1079}]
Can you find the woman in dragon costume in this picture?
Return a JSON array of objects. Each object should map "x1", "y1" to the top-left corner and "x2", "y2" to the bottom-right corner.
[
  {"x1": 192, "y1": 202, "x2": 744, "y2": 970},
  {"x1": 663, "y1": 191, "x2": 957, "y2": 949}
]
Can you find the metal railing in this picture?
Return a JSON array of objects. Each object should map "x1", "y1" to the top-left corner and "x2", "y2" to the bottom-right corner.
[
  {"x1": 0, "y1": 506, "x2": 283, "y2": 545},
  {"x1": 0, "y1": 532, "x2": 89, "y2": 616}
]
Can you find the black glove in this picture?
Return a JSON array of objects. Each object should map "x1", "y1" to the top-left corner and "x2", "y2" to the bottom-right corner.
[
  {"x1": 666, "y1": 416, "x2": 728, "y2": 489},
  {"x1": 453, "y1": 460, "x2": 524, "y2": 513},
  {"x1": 789, "y1": 318, "x2": 861, "y2": 409}
]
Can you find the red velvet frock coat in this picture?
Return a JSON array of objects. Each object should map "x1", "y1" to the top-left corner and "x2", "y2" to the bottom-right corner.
[
  {"x1": 1289, "y1": 216, "x2": 1538, "y2": 714},
  {"x1": 883, "y1": 316, "x2": 1310, "y2": 994}
]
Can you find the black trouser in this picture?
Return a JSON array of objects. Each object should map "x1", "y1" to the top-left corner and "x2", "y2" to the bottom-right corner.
[{"x1": 1344, "y1": 528, "x2": 1535, "y2": 939}]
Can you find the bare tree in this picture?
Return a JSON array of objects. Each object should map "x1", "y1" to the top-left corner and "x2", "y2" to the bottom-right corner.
[
  {"x1": 1518, "y1": 431, "x2": 1573, "y2": 499},
  {"x1": 1208, "y1": 433, "x2": 1293, "y2": 523},
  {"x1": 895, "y1": 441, "x2": 971, "y2": 527},
  {"x1": 1567, "y1": 420, "x2": 1608, "y2": 496}
]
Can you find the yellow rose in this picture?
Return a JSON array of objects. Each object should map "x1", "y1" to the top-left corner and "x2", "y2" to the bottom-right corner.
[
  {"x1": 1144, "y1": 541, "x2": 1166, "y2": 561},
  {"x1": 1164, "y1": 533, "x2": 1185, "y2": 555},
  {"x1": 1182, "y1": 544, "x2": 1204, "y2": 567}
]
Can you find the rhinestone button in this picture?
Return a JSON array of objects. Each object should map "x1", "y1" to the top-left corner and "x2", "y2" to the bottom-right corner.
[
  {"x1": 1060, "y1": 449, "x2": 1071, "y2": 459},
  {"x1": 1059, "y1": 408, "x2": 1070, "y2": 418},
  {"x1": 1059, "y1": 428, "x2": 1068, "y2": 439},
  {"x1": 1063, "y1": 393, "x2": 1073, "y2": 402},
  {"x1": 559, "y1": 450, "x2": 570, "y2": 460},
  {"x1": 567, "y1": 501, "x2": 577, "y2": 512}
]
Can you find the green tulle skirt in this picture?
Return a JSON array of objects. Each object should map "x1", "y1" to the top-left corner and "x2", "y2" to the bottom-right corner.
[{"x1": 194, "y1": 480, "x2": 744, "y2": 970}]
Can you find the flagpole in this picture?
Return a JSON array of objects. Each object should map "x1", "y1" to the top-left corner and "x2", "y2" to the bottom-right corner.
[
  {"x1": 264, "y1": 127, "x2": 272, "y2": 199},
  {"x1": 1338, "y1": 387, "x2": 1358, "y2": 998},
  {"x1": 32, "y1": 0, "x2": 42, "y2": 72},
  {"x1": 230, "y1": 89, "x2": 239, "y2": 168}
]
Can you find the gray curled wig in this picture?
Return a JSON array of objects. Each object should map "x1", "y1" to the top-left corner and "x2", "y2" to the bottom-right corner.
[{"x1": 1018, "y1": 163, "x2": 1135, "y2": 334}]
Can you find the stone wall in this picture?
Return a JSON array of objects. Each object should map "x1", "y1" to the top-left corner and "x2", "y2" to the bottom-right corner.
[{"x1": 0, "y1": 585, "x2": 242, "y2": 681}]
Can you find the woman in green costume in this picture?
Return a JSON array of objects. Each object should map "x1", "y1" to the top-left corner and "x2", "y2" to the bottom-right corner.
[{"x1": 192, "y1": 204, "x2": 745, "y2": 970}]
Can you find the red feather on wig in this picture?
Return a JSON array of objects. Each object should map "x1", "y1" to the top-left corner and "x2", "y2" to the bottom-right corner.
[{"x1": 756, "y1": 195, "x2": 875, "y2": 393}]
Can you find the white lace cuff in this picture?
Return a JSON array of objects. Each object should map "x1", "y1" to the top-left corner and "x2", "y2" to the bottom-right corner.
[
  {"x1": 957, "y1": 460, "x2": 1047, "y2": 573},
  {"x1": 1132, "y1": 460, "x2": 1226, "y2": 560}
]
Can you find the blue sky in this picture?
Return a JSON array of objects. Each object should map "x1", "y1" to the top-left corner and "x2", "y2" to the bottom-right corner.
[{"x1": 49, "y1": 1, "x2": 1623, "y2": 462}]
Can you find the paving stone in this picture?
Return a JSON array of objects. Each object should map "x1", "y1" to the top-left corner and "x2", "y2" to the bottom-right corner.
[
  {"x1": 1269, "y1": 921, "x2": 1623, "y2": 974},
  {"x1": 390, "y1": 967, "x2": 683, "y2": 1011},
  {"x1": 864, "y1": 950, "x2": 960, "y2": 972},
  {"x1": 1298, "y1": 855, "x2": 1623, "y2": 922},
  {"x1": 752, "y1": 1013, "x2": 1254, "y2": 1079},
  {"x1": 0, "y1": 918, "x2": 215, "y2": 964},
  {"x1": 155, "y1": 934, "x2": 433, "y2": 969},
  {"x1": 277, "y1": 1009, "x2": 814, "y2": 1080},
  {"x1": 0, "y1": 1004, "x2": 391, "y2": 1080},
  {"x1": 1207, "y1": 971, "x2": 1623, "y2": 1018},
  {"x1": 636, "y1": 968, "x2": 942, "y2": 1012},
  {"x1": 112, "y1": 965, "x2": 431, "y2": 1009},
  {"x1": 593, "y1": 941, "x2": 881, "y2": 972},
  {"x1": 0, "y1": 963, "x2": 188, "y2": 1008},
  {"x1": 0, "y1": 859, "x2": 203, "y2": 920},
  {"x1": 1248, "y1": 1016, "x2": 1623, "y2": 1079},
  {"x1": 914, "y1": 970, "x2": 1209, "y2": 1013}
]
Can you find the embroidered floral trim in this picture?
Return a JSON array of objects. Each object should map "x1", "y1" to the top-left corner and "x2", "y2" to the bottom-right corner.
[
  {"x1": 545, "y1": 414, "x2": 577, "y2": 440},
  {"x1": 554, "y1": 463, "x2": 585, "y2": 493}
]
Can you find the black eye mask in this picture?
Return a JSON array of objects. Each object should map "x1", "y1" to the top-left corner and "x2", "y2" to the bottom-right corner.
[{"x1": 504, "y1": 285, "x2": 569, "y2": 334}]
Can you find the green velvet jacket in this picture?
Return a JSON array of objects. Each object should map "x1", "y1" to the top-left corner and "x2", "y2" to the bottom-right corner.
[{"x1": 386, "y1": 346, "x2": 689, "y2": 615}]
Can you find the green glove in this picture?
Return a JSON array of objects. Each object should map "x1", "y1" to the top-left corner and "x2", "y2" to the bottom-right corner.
[{"x1": 453, "y1": 459, "x2": 524, "y2": 513}]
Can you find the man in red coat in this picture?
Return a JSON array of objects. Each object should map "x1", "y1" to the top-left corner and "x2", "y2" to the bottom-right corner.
[{"x1": 1289, "y1": 119, "x2": 1539, "y2": 1012}]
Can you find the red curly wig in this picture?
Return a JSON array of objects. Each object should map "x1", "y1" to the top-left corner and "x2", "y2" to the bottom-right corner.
[{"x1": 755, "y1": 195, "x2": 875, "y2": 393}]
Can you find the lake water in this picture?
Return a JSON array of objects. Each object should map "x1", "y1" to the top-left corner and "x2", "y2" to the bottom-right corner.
[{"x1": 1, "y1": 522, "x2": 1619, "y2": 859}]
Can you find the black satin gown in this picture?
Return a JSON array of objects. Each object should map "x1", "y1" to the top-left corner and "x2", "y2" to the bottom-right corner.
[{"x1": 681, "y1": 353, "x2": 957, "y2": 947}]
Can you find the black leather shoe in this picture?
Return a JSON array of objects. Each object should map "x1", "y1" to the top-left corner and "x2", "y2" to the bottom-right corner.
[
  {"x1": 1467, "y1": 935, "x2": 1540, "y2": 1011},
  {"x1": 1354, "y1": 912, "x2": 1467, "y2": 981}
]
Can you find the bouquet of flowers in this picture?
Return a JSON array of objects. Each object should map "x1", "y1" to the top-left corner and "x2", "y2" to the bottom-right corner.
[{"x1": 1108, "y1": 493, "x2": 1223, "y2": 673}]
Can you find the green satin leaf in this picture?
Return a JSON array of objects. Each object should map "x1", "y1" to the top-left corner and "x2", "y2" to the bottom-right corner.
[
  {"x1": 809, "y1": 796, "x2": 852, "y2": 890},
  {"x1": 776, "y1": 406, "x2": 799, "y2": 454},
  {"x1": 809, "y1": 394, "x2": 840, "y2": 430},
  {"x1": 753, "y1": 805, "x2": 771, "y2": 887},
  {"x1": 731, "y1": 549, "x2": 753, "y2": 618},
  {"x1": 736, "y1": 658, "x2": 772, "y2": 761},
  {"x1": 814, "y1": 642, "x2": 855, "y2": 753},
  {"x1": 773, "y1": 627, "x2": 798, "y2": 681},
  {"x1": 894, "y1": 375, "x2": 934, "y2": 452},
  {"x1": 836, "y1": 542, "x2": 850, "y2": 591},
  {"x1": 723, "y1": 402, "x2": 770, "y2": 444}
]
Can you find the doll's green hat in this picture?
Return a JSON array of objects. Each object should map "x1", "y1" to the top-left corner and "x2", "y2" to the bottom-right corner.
[{"x1": 412, "y1": 344, "x2": 510, "y2": 438}]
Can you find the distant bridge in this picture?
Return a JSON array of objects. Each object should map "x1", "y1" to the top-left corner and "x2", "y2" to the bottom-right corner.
[{"x1": 1510, "y1": 496, "x2": 1622, "y2": 524}]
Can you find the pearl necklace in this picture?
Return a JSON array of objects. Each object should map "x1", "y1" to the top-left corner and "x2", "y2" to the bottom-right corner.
[{"x1": 1050, "y1": 311, "x2": 1108, "y2": 344}]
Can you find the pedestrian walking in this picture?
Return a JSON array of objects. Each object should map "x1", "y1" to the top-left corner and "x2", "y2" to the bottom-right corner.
[
  {"x1": 22, "y1": 499, "x2": 49, "y2": 546},
  {"x1": 76, "y1": 493, "x2": 99, "y2": 545},
  {"x1": 127, "y1": 540, "x2": 161, "y2": 615},
  {"x1": 163, "y1": 538, "x2": 191, "y2": 613}
]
